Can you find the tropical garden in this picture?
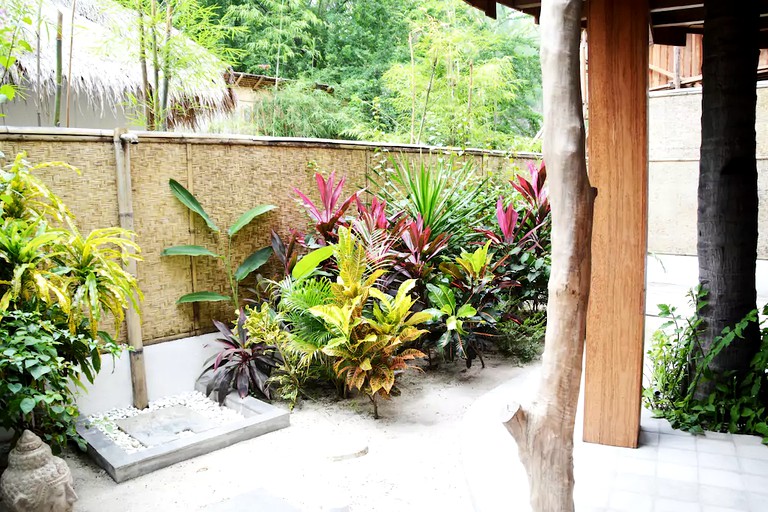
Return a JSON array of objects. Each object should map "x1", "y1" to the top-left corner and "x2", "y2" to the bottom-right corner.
[
  {"x1": 1, "y1": 3, "x2": 768, "y2": 512},
  {"x1": 162, "y1": 154, "x2": 552, "y2": 419}
]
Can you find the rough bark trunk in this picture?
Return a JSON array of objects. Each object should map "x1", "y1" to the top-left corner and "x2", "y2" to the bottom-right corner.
[
  {"x1": 697, "y1": 0, "x2": 760, "y2": 397},
  {"x1": 503, "y1": 0, "x2": 594, "y2": 510}
]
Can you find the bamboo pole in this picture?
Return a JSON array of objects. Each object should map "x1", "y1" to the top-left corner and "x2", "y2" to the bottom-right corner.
[
  {"x1": 65, "y1": 0, "x2": 77, "y2": 127},
  {"x1": 35, "y1": 0, "x2": 43, "y2": 126},
  {"x1": 138, "y1": 4, "x2": 153, "y2": 129},
  {"x1": 409, "y1": 31, "x2": 416, "y2": 144},
  {"x1": 416, "y1": 57, "x2": 437, "y2": 145},
  {"x1": 150, "y1": 0, "x2": 160, "y2": 131},
  {"x1": 467, "y1": 60, "x2": 473, "y2": 141},
  {"x1": 113, "y1": 128, "x2": 148, "y2": 409},
  {"x1": 53, "y1": 12, "x2": 63, "y2": 127},
  {"x1": 186, "y1": 142, "x2": 200, "y2": 334},
  {"x1": 159, "y1": 1, "x2": 173, "y2": 131}
]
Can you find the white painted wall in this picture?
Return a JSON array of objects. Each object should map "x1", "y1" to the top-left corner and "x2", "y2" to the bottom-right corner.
[
  {"x1": 645, "y1": 254, "x2": 768, "y2": 319},
  {"x1": 75, "y1": 333, "x2": 220, "y2": 416},
  {"x1": 648, "y1": 82, "x2": 768, "y2": 258},
  {"x1": 0, "y1": 88, "x2": 135, "y2": 130}
]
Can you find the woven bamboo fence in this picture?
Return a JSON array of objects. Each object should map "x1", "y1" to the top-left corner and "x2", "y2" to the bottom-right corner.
[{"x1": 0, "y1": 128, "x2": 537, "y2": 345}]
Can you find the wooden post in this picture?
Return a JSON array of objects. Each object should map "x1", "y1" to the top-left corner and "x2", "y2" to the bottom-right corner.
[
  {"x1": 114, "y1": 128, "x2": 149, "y2": 409},
  {"x1": 583, "y1": 0, "x2": 649, "y2": 448}
]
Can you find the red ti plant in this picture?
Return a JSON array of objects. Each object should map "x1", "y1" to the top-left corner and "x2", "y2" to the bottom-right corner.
[
  {"x1": 512, "y1": 161, "x2": 549, "y2": 213},
  {"x1": 510, "y1": 161, "x2": 551, "y2": 255},
  {"x1": 294, "y1": 171, "x2": 359, "y2": 244},
  {"x1": 355, "y1": 196, "x2": 390, "y2": 231},
  {"x1": 477, "y1": 197, "x2": 541, "y2": 248},
  {"x1": 478, "y1": 197, "x2": 520, "y2": 245},
  {"x1": 351, "y1": 196, "x2": 405, "y2": 270},
  {"x1": 396, "y1": 215, "x2": 450, "y2": 281},
  {"x1": 270, "y1": 229, "x2": 299, "y2": 277}
]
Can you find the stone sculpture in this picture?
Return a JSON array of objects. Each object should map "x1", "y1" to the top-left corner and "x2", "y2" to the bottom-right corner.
[{"x1": 0, "y1": 430, "x2": 77, "y2": 512}]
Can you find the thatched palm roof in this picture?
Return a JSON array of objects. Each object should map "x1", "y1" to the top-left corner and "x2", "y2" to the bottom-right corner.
[{"x1": 4, "y1": 0, "x2": 235, "y2": 128}]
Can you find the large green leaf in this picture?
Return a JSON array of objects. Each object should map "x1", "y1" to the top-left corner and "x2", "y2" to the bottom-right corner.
[
  {"x1": 176, "y1": 291, "x2": 230, "y2": 304},
  {"x1": 228, "y1": 205, "x2": 277, "y2": 237},
  {"x1": 19, "y1": 397, "x2": 36, "y2": 414},
  {"x1": 426, "y1": 283, "x2": 456, "y2": 314},
  {"x1": 169, "y1": 179, "x2": 219, "y2": 233},
  {"x1": 456, "y1": 303, "x2": 477, "y2": 318},
  {"x1": 234, "y1": 246, "x2": 273, "y2": 281},
  {"x1": 292, "y1": 245, "x2": 335, "y2": 280},
  {"x1": 161, "y1": 245, "x2": 219, "y2": 258}
]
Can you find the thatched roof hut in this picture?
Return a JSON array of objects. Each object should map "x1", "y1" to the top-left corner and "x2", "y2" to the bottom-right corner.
[{"x1": 2, "y1": 0, "x2": 235, "y2": 129}]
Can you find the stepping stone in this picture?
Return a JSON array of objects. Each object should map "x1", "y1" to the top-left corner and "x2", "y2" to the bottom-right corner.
[
  {"x1": 204, "y1": 489, "x2": 301, "y2": 512},
  {"x1": 116, "y1": 405, "x2": 216, "y2": 447}
]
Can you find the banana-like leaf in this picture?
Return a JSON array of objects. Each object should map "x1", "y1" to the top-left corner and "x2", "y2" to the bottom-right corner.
[
  {"x1": 169, "y1": 179, "x2": 219, "y2": 233},
  {"x1": 161, "y1": 245, "x2": 219, "y2": 258},
  {"x1": 228, "y1": 205, "x2": 277, "y2": 237},
  {"x1": 292, "y1": 245, "x2": 334, "y2": 280},
  {"x1": 177, "y1": 291, "x2": 230, "y2": 304},
  {"x1": 234, "y1": 246, "x2": 273, "y2": 282}
]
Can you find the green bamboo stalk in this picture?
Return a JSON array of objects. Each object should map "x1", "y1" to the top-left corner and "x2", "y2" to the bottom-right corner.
[
  {"x1": 53, "y1": 11, "x2": 63, "y2": 127},
  {"x1": 137, "y1": 3, "x2": 153, "y2": 129},
  {"x1": 159, "y1": 0, "x2": 173, "y2": 131},
  {"x1": 150, "y1": 0, "x2": 160, "y2": 130},
  {"x1": 65, "y1": 0, "x2": 77, "y2": 127}
]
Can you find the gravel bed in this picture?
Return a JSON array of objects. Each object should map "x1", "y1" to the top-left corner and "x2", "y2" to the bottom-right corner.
[{"x1": 86, "y1": 391, "x2": 244, "y2": 453}]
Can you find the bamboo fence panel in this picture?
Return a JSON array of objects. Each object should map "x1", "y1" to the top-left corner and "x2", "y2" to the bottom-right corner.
[{"x1": 0, "y1": 129, "x2": 534, "y2": 344}]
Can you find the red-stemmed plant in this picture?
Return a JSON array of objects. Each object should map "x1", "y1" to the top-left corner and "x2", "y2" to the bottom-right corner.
[{"x1": 294, "y1": 171, "x2": 359, "y2": 244}]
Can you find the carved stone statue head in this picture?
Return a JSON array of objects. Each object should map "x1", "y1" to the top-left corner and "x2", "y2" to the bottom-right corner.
[{"x1": 0, "y1": 430, "x2": 77, "y2": 512}]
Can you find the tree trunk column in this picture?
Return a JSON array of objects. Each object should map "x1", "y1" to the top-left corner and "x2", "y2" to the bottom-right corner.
[
  {"x1": 696, "y1": 0, "x2": 760, "y2": 397},
  {"x1": 583, "y1": 0, "x2": 649, "y2": 448}
]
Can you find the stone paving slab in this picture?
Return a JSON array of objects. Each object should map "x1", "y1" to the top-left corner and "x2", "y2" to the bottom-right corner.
[
  {"x1": 116, "y1": 405, "x2": 216, "y2": 447},
  {"x1": 77, "y1": 390, "x2": 289, "y2": 483},
  {"x1": 203, "y1": 489, "x2": 301, "y2": 512}
]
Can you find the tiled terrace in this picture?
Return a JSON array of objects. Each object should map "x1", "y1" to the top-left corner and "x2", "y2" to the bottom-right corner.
[
  {"x1": 463, "y1": 372, "x2": 768, "y2": 512},
  {"x1": 573, "y1": 410, "x2": 768, "y2": 512}
]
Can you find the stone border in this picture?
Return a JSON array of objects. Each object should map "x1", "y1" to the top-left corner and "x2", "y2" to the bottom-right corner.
[{"x1": 76, "y1": 386, "x2": 289, "y2": 483}]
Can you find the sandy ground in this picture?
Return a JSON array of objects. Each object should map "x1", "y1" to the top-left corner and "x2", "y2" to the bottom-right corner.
[{"x1": 62, "y1": 354, "x2": 534, "y2": 512}]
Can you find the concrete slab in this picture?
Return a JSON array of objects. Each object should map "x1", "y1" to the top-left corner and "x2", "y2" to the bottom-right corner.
[
  {"x1": 116, "y1": 405, "x2": 216, "y2": 447},
  {"x1": 203, "y1": 489, "x2": 302, "y2": 512},
  {"x1": 77, "y1": 387, "x2": 289, "y2": 483}
]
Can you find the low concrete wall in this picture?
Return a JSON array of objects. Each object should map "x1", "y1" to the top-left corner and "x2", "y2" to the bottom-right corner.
[
  {"x1": 648, "y1": 82, "x2": 768, "y2": 258},
  {"x1": 75, "y1": 333, "x2": 220, "y2": 416}
]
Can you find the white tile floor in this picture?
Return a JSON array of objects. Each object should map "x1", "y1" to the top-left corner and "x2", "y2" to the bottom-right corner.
[{"x1": 573, "y1": 410, "x2": 768, "y2": 512}]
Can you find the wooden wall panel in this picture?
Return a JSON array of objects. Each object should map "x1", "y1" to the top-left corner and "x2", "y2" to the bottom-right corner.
[{"x1": 584, "y1": 0, "x2": 649, "y2": 448}]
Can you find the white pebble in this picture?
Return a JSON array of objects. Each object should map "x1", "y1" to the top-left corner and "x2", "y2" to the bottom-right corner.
[{"x1": 86, "y1": 391, "x2": 244, "y2": 454}]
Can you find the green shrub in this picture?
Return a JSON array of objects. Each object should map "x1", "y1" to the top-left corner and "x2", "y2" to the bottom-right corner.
[
  {"x1": 496, "y1": 312, "x2": 546, "y2": 364},
  {"x1": 0, "y1": 151, "x2": 140, "y2": 450},
  {"x1": 644, "y1": 288, "x2": 768, "y2": 442},
  {"x1": 0, "y1": 310, "x2": 122, "y2": 453}
]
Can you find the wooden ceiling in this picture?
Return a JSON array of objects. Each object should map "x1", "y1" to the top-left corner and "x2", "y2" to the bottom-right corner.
[{"x1": 464, "y1": 1, "x2": 768, "y2": 48}]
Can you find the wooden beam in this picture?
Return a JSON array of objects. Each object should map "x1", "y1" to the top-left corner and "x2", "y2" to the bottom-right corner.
[
  {"x1": 583, "y1": 0, "x2": 649, "y2": 448},
  {"x1": 651, "y1": 26, "x2": 689, "y2": 46},
  {"x1": 652, "y1": 7, "x2": 703, "y2": 27}
]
